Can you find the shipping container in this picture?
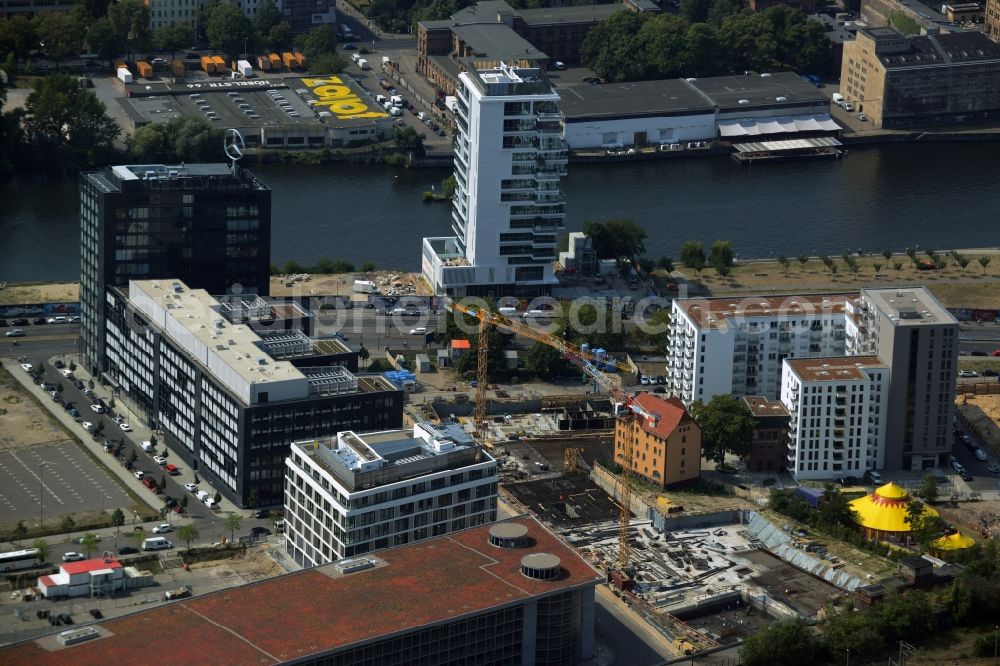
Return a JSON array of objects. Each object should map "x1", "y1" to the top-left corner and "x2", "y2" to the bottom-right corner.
[
  {"x1": 200, "y1": 55, "x2": 215, "y2": 73},
  {"x1": 282, "y1": 52, "x2": 295, "y2": 69},
  {"x1": 256, "y1": 55, "x2": 271, "y2": 71},
  {"x1": 114, "y1": 61, "x2": 127, "y2": 71},
  {"x1": 293, "y1": 52, "x2": 306, "y2": 68},
  {"x1": 117, "y1": 67, "x2": 133, "y2": 83},
  {"x1": 136, "y1": 61, "x2": 153, "y2": 78},
  {"x1": 169, "y1": 59, "x2": 185, "y2": 76},
  {"x1": 268, "y1": 53, "x2": 281, "y2": 68},
  {"x1": 211, "y1": 55, "x2": 225, "y2": 70},
  {"x1": 236, "y1": 59, "x2": 253, "y2": 77}
]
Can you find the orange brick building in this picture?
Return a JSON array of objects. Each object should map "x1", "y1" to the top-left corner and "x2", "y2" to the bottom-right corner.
[{"x1": 614, "y1": 393, "x2": 701, "y2": 488}]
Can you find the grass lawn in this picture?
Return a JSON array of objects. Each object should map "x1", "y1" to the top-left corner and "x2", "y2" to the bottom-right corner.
[
  {"x1": 959, "y1": 357, "x2": 1000, "y2": 373},
  {"x1": 666, "y1": 253, "x2": 1000, "y2": 309}
]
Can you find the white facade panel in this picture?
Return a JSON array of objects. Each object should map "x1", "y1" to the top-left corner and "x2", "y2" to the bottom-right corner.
[{"x1": 563, "y1": 114, "x2": 716, "y2": 150}]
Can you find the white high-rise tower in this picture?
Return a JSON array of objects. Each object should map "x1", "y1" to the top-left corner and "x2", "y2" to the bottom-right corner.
[{"x1": 422, "y1": 62, "x2": 567, "y2": 296}]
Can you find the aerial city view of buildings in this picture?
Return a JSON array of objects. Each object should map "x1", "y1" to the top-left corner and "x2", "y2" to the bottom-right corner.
[{"x1": 2, "y1": 0, "x2": 1000, "y2": 663}]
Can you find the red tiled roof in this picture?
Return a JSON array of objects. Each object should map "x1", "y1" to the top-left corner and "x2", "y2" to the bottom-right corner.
[
  {"x1": 450, "y1": 339, "x2": 471, "y2": 349},
  {"x1": 37, "y1": 576, "x2": 55, "y2": 587},
  {"x1": 60, "y1": 558, "x2": 122, "y2": 575},
  {"x1": 3, "y1": 517, "x2": 601, "y2": 666},
  {"x1": 633, "y1": 393, "x2": 690, "y2": 439}
]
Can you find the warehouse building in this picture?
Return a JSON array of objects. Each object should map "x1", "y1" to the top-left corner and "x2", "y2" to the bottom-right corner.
[
  {"x1": 841, "y1": 27, "x2": 1000, "y2": 128},
  {"x1": 2, "y1": 517, "x2": 601, "y2": 666},
  {"x1": 118, "y1": 77, "x2": 393, "y2": 148},
  {"x1": 284, "y1": 422, "x2": 498, "y2": 565},
  {"x1": 106, "y1": 279, "x2": 403, "y2": 508},
  {"x1": 558, "y1": 71, "x2": 839, "y2": 150}
]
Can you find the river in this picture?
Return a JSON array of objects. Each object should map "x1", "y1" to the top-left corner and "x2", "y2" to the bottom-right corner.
[{"x1": 1, "y1": 143, "x2": 998, "y2": 283}]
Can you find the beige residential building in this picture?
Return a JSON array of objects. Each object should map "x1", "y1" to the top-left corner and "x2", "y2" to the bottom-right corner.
[
  {"x1": 841, "y1": 26, "x2": 1000, "y2": 128},
  {"x1": 989, "y1": 0, "x2": 1000, "y2": 40},
  {"x1": 614, "y1": 393, "x2": 701, "y2": 488}
]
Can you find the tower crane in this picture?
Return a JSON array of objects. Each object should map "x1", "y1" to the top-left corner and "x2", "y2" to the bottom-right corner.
[{"x1": 451, "y1": 300, "x2": 652, "y2": 570}]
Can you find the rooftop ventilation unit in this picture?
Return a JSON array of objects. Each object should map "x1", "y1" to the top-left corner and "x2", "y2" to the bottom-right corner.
[
  {"x1": 335, "y1": 557, "x2": 376, "y2": 575},
  {"x1": 489, "y1": 523, "x2": 529, "y2": 549},
  {"x1": 58, "y1": 627, "x2": 100, "y2": 646},
  {"x1": 520, "y1": 553, "x2": 561, "y2": 580}
]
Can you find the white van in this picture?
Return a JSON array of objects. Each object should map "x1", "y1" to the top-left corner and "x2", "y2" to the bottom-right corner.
[
  {"x1": 832, "y1": 93, "x2": 844, "y2": 106},
  {"x1": 417, "y1": 111, "x2": 427, "y2": 121},
  {"x1": 195, "y1": 490, "x2": 210, "y2": 502},
  {"x1": 351, "y1": 53, "x2": 361, "y2": 64},
  {"x1": 142, "y1": 537, "x2": 173, "y2": 551},
  {"x1": 390, "y1": 95, "x2": 404, "y2": 107},
  {"x1": 204, "y1": 497, "x2": 217, "y2": 509},
  {"x1": 376, "y1": 94, "x2": 387, "y2": 105},
  {"x1": 141, "y1": 441, "x2": 154, "y2": 452}
]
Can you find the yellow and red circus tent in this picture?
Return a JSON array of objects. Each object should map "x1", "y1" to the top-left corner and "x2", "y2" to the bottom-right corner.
[
  {"x1": 931, "y1": 530, "x2": 975, "y2": 553},
  {"x1": 849, "y1": 482, "x2": 938, "y2": 543}
]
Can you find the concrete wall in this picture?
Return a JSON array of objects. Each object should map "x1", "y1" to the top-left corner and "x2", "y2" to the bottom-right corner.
[{"x1": 563, "y1": 114, "x2": 716, "y2": 150}]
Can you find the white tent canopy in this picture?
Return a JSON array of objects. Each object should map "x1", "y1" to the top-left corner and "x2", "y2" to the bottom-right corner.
[{"x1": 719, "y1": 114, "x2": 841, "y2": 137}]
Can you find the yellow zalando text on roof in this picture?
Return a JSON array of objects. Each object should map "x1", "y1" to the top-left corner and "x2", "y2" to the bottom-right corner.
[{"x1": 302, "y1": 77, "x2": 387, "y2": 120}]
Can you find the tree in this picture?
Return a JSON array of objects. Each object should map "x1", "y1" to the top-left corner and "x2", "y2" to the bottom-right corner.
[
  {"x1": 0, "y1": 15, "x2": 39, "y2": 60},
  {"x1": 129, "y1": 528, "x2": 146, "y2": 549},
  {"x1": 302, "y1": 24, "x2": 338, "y2": 61},
  {"x1": 689, "y1": 394, "x2": 755, "y2": 464},
  {"x1": 714, "y1": 263, "x2": 731, "y2": 280},
  {"x1": 358, "y1": 346, "x2": 370, "y2": 368},
  {"x1": 776, "y1": 256, "x2": 790, "y2": 275},
  {"x1": 882, "y1": 249, "x2": 893, "y2": 262},
  {"x1": 740, "y1": 618, "x2": 821, "y2": 666},
  {"x1": 679, "y1": 0, "x2": 712, "y2": 24},
  {"x1": 214, "y1": 491, "x2": 222, "y2": 504},
  {"x1": 706, "y1": 0, "x2": 740, "y2": 27},
  {"x1": 129, "y1": 449, "x2": 138, "y2": 465},
  {"x1": 13, "y1": 520, "x2": 27, "y2": 542},
  {"x1": 822, "y1": 608, "x2": 885, "y2": 658},
  {"x1": 361, "y1": 260, "x2": 375, "y2": 272},
  {"x1": 637, "y1": 14, "x2": 688, "y2": 79},
  {"x1": 150, "y1": 434, "x2": 158, "y2": 447},
  {"x1": 829, "y1": 263, "x2": 838, "y2": 277},
  {"x1": 581, "y1": 218, "x2": 647, "y2": 266},
  {"x1": 254, "y1": 0, "x2": 283, "y2": 34},
  {"x1": 904, "y1": 499, "x2": 948, "y2": 548},
  {"x1": 797, "y1": 255, "x2": 809, "y2": 270},
  {"x1": 719, "y1": 12, "x2": 778, "y2": 72},
  {"x1": 658, "y1": 255, "x2": 674, "y2": 273},
  {"x1": 874, "y1": 262, "x2": 882, "y2": 274},
  {"x1": 680, "y1": 240, "x2": 706, "y2": 271},
  {"x1": 525, "y1": 342, "x2": 572, "y2": 377},
  {"x1": 23, "y1": 74, "x2": 120, "y2": 171},
  {"x1": 80, "y1": 532, "x2": 100, "y2": 557},
  {"x1": 35, "y1": 11, "x2": 84, "y2": 69},
  {"x1": 80, "y1": 0, "x2": 112, "y2": 20},
  {"x1": 893, "y1": 260, "x2": 903, "y2": 275},
  {"x1": 180, "y1": 495, "x2": 188, "y2": 510},
  {"x1": 60, "y1": 515, "x2": 76, "y2": 532},
  {"x1": 817, "y1": 484, "x2": 857, "y2": 526},
  {"x1": 107, "y1": 0, "x2": 151, "y2": 59},
  {"x1": 682, "y1": 22, "x2": 727, "y2": 77},
  {"x1": 224, "y1": 513, "x2": 241, "y2": 542},
  {"x1": 155, "y1": 24, "x2": 194, "y2": 60},
  {"x1": 206, "y1": 2, "x2": 254, "y2": 60},
  {"x1": 86, "y1": 18, "x2": 124, "y2": 66},
  {"x1": 308, "y1": 51, "x2": 346, "y2": 74},
  {"x1": 111, "y1": 508, "x2": 125, "y2": 530},
  {"x1": 709, "y1": 240, "x2": 734, "y2": 268},
  {"x1": 917, "y1": 473, "x2": 938, "y2": 504},
  {"x1": 267, "y1": 22, "x2": 293, "y2": 52},
  {"x1": 392, "y1": 125, "x2": 425, "y2": 155},
  {"x1": 32, "y1": 538, "x2": 50, "y2": 563},
  {"x1": 176, "y1": 523, "x2": 199, "y2": 550},
  {"x1": 979, "y1": 255, "x2": 991, "y2": 275},
  {"x1": 580, "y1": 11, "x2": 646, "y2": 82},
  {"x1": 130, "y1": 116, "x2": 224, "y2": 163}
]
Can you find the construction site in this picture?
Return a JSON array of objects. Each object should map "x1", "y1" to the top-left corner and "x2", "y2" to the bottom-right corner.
[{"x1": 438, "y1": 303, "x2": 870, "y2": 659}]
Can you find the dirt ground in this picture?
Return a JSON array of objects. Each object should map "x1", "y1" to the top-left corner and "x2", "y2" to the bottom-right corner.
[
  {"x1": 958, "y1": 395, "x2": 1000, "y2": 453},
  {"x1": 666, "y1": 251, "x2": 1000, "y2": 309},
  {"x1": 937, "y1": 500, "x2": 1000, "y2": 540},
  {"x1": 0, "y1": 282, "x2": 79, "y2": 306},
  {"x1": 268, "y1": 270, "x2": 431, "y2": 298},
  {"x1": 0, "y1": 366, "x2": 70, "y2": 453},
  {"x1": 189, "y1": 545, "x2": 285, "y2": 581}
]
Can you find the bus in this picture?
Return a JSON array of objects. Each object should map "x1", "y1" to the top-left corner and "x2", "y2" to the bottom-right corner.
[{"x1": 0, "y1": 548, "x2": 42, "y2": 572}]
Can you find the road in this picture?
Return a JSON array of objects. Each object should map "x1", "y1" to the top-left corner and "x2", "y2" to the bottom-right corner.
[{"x1": 951, "y1": 426, "x2": 1000, "y2": 493}]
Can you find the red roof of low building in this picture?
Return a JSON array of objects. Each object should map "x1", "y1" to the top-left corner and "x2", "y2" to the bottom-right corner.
[
  {"x1": 633, "y1": 393, "x2": 691, "y2": 439},
  {"x1": 37, "y1": 576, "x2": 55, "y2": 587},
  {"x1": 4, "y1": 517, "x2": 601, "y2": 666},
  {"x1": 450, "y1": 339, "x2": 471, "y2": 349},
  {"x1": 60, "y1": 558, "x2": 122, "y2": 575}
]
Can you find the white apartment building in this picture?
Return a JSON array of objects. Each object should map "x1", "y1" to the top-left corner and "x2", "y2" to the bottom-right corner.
[
  {"x1": 845, "y1": 287, "x2": 959, "y2": 470},
  {"x1": 284, "y1": 422, "x2": 498, "y2": 566},
  {"x1": 665, "y1": 294, "x2": 851, "y2": 405},
  {"x1": 422, "y1": 62, "x2": 567, "y2": 296},
  {"x1": 781, "y1": 356, "x2": 888, "y2": 481}
]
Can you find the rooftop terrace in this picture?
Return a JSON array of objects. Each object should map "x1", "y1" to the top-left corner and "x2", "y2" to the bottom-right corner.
[
  {"x1": 785, "y1": 355, "x2": 885, "y2": 382},
  {"x1": 861, "y1": 287, "x2": 957, "y2": 326},
  {"x1": 676, "y1": 293, "x2": 853, "y2": 329},
  {"x1": 2, "y1": 517, "x2": 601, "y2": 666}
]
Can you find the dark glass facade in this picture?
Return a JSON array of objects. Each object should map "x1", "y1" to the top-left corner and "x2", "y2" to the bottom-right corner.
[{"x1": 80, "y1": 164, "x2": 271, "y2": 375}]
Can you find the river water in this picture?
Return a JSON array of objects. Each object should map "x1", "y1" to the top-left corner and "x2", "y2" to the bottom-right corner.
[{"x1": 2, "y1": 143, "x2": 999, "y2": 283}]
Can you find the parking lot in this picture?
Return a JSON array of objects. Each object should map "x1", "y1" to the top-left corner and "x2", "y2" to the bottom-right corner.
[{"x1": 0, "y1": 442, "x2": 131, "y2": 525}]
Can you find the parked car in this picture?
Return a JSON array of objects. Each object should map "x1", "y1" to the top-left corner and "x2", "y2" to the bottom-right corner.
[
  {"x1": 255, "y1": 509, "x2": 270, "y2": 519},
  {"x1": 152, "y1": 523, "x2": 173, "y2": 534},
  {"x1": 250, "y1": 526, "x2": 272, "y2": 537},
  {"x1": 184, "y1": 483, "x2": 198, "y2": 492},
  {"x1": 119, "y1": 423, "x2": 133, "y2": 432},
  {"x1": 117, "y1": 546, "x2": 138, "y2": 555},
  {"x1": 62, "y1": 552, "x2": 85, "y2": 562},
  {"x1": 952, "y1": 460, "x2": 965, "y2": 473},
  {"x1": 76, "y1": 535, "x2": 101, "y2": 544},
  {"x1": 134, "y1": 470, "x2": 145, "y2": 480},
  {"x1": 20, "y1": 363, "x2": 32, "y2": 372},
  {"x1": 5, "y1": 329, "x2": 25, "y2": 337},
  {"x1": 91, "y1": 404, "x2": 106, "y2": 414},
  {"x1": 959, "y1": 370, "x2": 979, "y2": 378},
  {"x1": 82, "y1": 421, "x2": 94, "y2": 431},
  {"x1": 153, "y1": 455, "x2": 167, "y2": 465}
]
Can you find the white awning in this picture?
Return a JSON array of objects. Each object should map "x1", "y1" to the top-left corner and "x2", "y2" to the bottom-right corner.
[
  {"x1": 733, "y1": 136, "x2": 844, "y2": 153},
  {"x1": 719, "y1": 114, "x2": 841, "y2": 137}
]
